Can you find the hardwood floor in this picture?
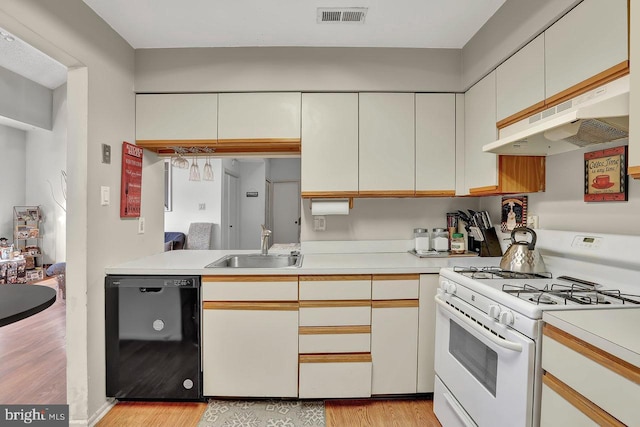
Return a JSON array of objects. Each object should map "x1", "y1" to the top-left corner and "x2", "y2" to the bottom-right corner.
[
  {"x1": 0, "y1": 281, "x2": 66, "y2": 404},
  {"x1": 97, "y1": 398, "x2": 441, "y2": 426}
]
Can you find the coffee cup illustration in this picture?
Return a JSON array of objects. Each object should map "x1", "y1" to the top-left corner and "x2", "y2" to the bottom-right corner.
[{"x1": 592, "y1": 174, "x2": 614, "y2": 189}]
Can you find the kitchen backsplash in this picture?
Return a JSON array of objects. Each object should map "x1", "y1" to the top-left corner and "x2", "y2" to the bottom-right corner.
[{"x1": 301, "y1": 197, "x2": 482, "y2": 241}]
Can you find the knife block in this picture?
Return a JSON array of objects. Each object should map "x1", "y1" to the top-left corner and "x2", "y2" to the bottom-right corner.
[{"x1": 479, "y1": 227, "x2": 503, "y2": 257}]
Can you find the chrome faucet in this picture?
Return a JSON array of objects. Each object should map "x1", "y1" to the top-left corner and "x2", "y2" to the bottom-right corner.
[{"x1": 260, "y1": 224, "x2": 272, "y2": 255}]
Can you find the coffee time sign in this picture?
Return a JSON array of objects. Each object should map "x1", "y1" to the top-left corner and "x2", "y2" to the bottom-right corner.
[{"x1": 584, "y1": 146, "x2": 628, "y2": 202}]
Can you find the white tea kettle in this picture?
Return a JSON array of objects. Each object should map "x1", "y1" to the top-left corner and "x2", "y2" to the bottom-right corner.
[{"x1": 500, "y1": 227, "x2": 548, "y2": 274}]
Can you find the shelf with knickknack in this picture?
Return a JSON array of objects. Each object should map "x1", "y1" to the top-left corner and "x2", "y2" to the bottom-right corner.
[{"x1": 13, "y1": 205, "x2": 45, "y2": 282}]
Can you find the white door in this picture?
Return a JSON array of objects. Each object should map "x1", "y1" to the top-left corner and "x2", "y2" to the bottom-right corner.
[
  {"x1": 222, "y1": 171, "x2": 240, "y2": 249},
  {"x1": 272, "y1": 181, "x2": 300, "y2": 244}
]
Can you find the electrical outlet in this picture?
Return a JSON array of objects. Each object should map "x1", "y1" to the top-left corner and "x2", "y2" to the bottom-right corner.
[
  {"x1": 102, "y1": 143, "x2": 111, "y2": 164},
  {"x1": 138, "y1": 217, "x2": 145, "y2": 234},
  {"x1": 313, "y1": 216, "x2": 326, "y2": 231},
  {"x1": 527, "y1": 215, "x2": 539, "y2": 229},
  {"x1": 199, "y1": 203, "x2": 206, "y2": 210}
]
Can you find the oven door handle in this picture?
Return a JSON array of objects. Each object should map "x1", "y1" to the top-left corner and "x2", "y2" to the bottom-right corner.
[{"x1": 435, "y1": 295, "x2": 523, "y2": 352}]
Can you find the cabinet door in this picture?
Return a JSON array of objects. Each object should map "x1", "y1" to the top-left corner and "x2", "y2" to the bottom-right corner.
[
  {"x1": 136, "y1": 94, "x2": 218, "y2": 141},
  {"x1": 301, "y1": 93, "x2": 359, "y2": 196},
  {"x1": 464, "y1": 71, "x2": 498, "y2": 194},
  {"x1": 415, "y1": 94, "x2": 456, "y2": 196},
  {"x1": 371, "y1": 303, "x2": 419, "y2": 395},
  {"x1": 359, "y1": 93, "x2": 415, "y2": 195},
  {"x1": 545, "y1": 0, "x2": 628, "y2": 101},
  {"x1": 417, "y1": 274, "x2": 438, "y2": 393},
  {"x1": 202, "y1": 303, "x2": 298, "y2": 397},
  {"x1": 496, "y1": 34, "x2": 545, "y2": 125},
  {"x1": 218, "y1": 92, "x2": 301, "y2": 139}
]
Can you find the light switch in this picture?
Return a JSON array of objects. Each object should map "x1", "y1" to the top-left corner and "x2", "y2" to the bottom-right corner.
[
  {"x1": 100, "y1": 186, "x2": 110, "y2": 206},
  {"x1": 138, "y1": 217, "x2": 145, "y2": 234},
  {"x1": 102, "y1": 144, "x2": 111, "y2": 164},
  {"x1": 313, "y1": 216, "x2": 326, "y2": 231}
]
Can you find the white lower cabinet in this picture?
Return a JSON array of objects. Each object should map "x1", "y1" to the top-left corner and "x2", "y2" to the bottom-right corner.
[
  {"x1": 299, "y1": 354, "x2": 372, "y2": 399},
  {"x1": 417, "y1": 274, "x2": 438, "y2": 393},
  {"x1": 371, "y1": 274, "x2": 419, "y2": 395},
  {"x1": 540, "y1": 383, "x2": 598, "y2": 427},
  {"x1": 202, "y1": 304, "x2": 298, "y2": 397}
]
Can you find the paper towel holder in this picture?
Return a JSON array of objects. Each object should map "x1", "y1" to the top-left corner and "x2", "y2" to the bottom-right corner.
[{"x1": 310, "y1": 197, "x2": 354, "y2": 212}]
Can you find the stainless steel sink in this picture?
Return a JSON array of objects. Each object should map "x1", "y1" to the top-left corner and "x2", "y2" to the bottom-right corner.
[{"x1": 205, "y1": 253, "x2": 303, "y2": 268}]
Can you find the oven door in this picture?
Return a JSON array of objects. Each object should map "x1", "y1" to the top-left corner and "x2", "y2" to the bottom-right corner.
[{"x1": 434, "y1": 293, "x2": 535, "y2": 427}]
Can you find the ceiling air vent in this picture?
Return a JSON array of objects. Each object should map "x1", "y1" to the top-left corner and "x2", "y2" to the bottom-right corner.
[{"x1": 317, "y1": 7, "x2": 368, "y2": 24}]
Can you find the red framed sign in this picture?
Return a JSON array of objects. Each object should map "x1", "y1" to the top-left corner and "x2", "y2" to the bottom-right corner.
[
  {"x1": 120, "y1": 141, "x2": 143, "y2": 217},
  {"x1": 584, "y1": 145, "x2": 628, "y2": 202}
]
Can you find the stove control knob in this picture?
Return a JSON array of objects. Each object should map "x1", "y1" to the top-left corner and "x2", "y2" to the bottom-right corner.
[
  {"x1": 444, "y1": 282, "x2": 457, "y2": 295},
  {"x1": 499, "y1": 310, "x2": 515, "y2": 326},
  {"x1": 488, "y1": 305, "x2": 501, "y2": 319}
]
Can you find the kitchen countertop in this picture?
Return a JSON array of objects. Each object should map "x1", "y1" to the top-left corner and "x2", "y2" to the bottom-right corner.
[
  {"x1": 105, "y1": 249, "x2": 500, "y2": 276},
  {"x1": 543, "y1": 309, "x2": 640, "y2": 368}
]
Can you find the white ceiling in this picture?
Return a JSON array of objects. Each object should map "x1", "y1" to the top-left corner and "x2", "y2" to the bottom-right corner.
[
  {"x1": 0, "y1": 0, "x2": 507, "y2": 94},
  {"x1": 82, "y1": 0, "x2": 507, "y2": 49}
]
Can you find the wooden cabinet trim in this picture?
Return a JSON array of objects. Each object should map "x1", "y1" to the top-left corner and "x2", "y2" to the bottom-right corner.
[
  {"x1": 299, "y1": 353, "x2": 372, "y2": 363},
  {"x1": 543, "y1": 372, "x2": 626, "y2": 427},
  {"x1": 371, "y1": 300, "x2": 419, "y2": 308},
  {"x1": 469, "y1": 185, "x2": 499, "y2": 195},
  {"x1": 301, "y1": 192, "x2": 359, "y2": 199},
  {"x1": 543, "y1": 323, "x2": 640, "y2": 385},
  {"x1": 299, "y1": 275, "x2": 371, "y2": 282},
  {"x1": 299, "y1": 325, "x2": 371, "y2": 335},
  {"x1": 299, "y1": 300, "x2": 371, "y2": 308},
  {"x1": 358, "y1": 190, "x2": 416, "y2": 198},
  {"x1": 496, "y1": 100, "x2": 546, "y2": 130},
  {"x1": 628, "y1": 165, "x2": 640, "y2": 180},
  {"x1": 203, "y1": 275, "x2": 298, "y2": 282},
  {"x1": 203, "y1": 301, "x2": 299, "y2": 310},
  {"x1": 414, "y1": 190, "x2": 456, "y2": 197},
  {"x1": 372, "y1": 274, "x2": 420, "y2": 281},
  {"x1": 545, "y1": 61, "x2": 629, "y2": 109},
  {"x1": 135, "y1": 138, "x2": 301, "y2": 156}
]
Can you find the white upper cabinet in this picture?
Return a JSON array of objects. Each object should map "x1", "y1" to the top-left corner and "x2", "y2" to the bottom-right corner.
[
  {"x1": 464, "y1": 71, "x2": 498, "y2": 194},
  {"x1": 545, "y1": 0, "x2": 628, "y2": 100},
  {"x1": 496, "y1": 34, "x2": 545, "y2": 123},
  {"x1": 301, "y1": 93, "x2": 359, "y2": 195},
  {"x1": 218, "y1": 92, "x2": 301, "y2": 139},
  {"x1": 359, "y1": 93, "x2": 415, "y2": 195},
  {"x1": 415, "y1": 93, "x2": 456, "y2": 195},
  {"x1": 135, "y1": 93, "x2": 218, "y2": 141}
]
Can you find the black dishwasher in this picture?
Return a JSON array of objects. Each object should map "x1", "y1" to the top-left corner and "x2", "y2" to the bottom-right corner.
[{"x1": 105, "y1": 275, "x2": 201, "y2": 400}]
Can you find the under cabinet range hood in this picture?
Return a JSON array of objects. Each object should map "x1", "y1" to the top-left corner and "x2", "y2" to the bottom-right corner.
[{"x1": 483, "y1": 76, "x2": 629, "y2": 156}]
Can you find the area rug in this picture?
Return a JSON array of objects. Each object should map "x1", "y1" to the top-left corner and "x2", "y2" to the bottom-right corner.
[{"x1": 197, "y1": 399, "x2": 325, "y2": 427}]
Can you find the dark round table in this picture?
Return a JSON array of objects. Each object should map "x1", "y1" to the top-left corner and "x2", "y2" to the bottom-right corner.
[{"x1": 0, "y1": 284, "x2": 57, "y2": 327}]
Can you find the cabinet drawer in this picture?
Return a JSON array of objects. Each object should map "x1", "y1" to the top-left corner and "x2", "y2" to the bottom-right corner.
[
  {"x1": 542, "y1": 325, "x2": 640, "y2": 426},
  {"x1": 299, "y1": 354, "x2": 372, "y2": 398},
  {"x1": 540, "y1": 382, "x2": 599, "y2": 427},
  {"x1": 299, "y1": 301, "x2": 371, "y2": 326},
  {"x1": 372, "y1": 274, "x2": 419, "y2": 300},
  {"x1": 299, "y1": 326, "x2": 371, "y2": 353},
  {"x1": 299, "y1": 275, "x2": 371, "y2": 300},
  {"x1": 202, "y1": 276, "x2": 298, "y2": 301}
]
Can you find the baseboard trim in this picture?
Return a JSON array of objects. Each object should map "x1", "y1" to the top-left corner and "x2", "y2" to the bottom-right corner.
[{"x1": 87, "y1": 398, "x2": 116, "y2": 426}]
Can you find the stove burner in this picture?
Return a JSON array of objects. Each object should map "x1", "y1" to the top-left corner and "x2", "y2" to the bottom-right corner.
[
  {"x1": 530, "y1": 294, "x2": 557, "y2": 305},
  {"x1": 454, "y1": 266, "x2": 553, "y2": 280}
]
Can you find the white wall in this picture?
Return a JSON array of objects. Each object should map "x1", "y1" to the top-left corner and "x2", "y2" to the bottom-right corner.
[
  {"x1": 164, "y1": 158, "x2": 222, "y2": 246},
  {"x1": 268, "y1": 158, "x2": 301, "y2": 182},
  {"x1": 239, "y1": 160, "x2": 266, "y2": 249},
  {"x1": 0, "y1": 125, "x2": 26, "y2": 240},
  {"x1": 480, "y1": 143, "x2": 640, "y2": 235},
  {"x1": 135, "y1": 47, "x2": 462, "y2": 93},
  {"x1": 25, "y1": 83, "x2": 67, "y2": 264},
  {"x1": 301, "y1": 197, "x2": 481, "y2": 241},
  {"x1": 0, "y1": 65, "x2": 53, "y2": 129},
  {"x1": 0, "y1": 1, "x2": 162, "y2": 424}
]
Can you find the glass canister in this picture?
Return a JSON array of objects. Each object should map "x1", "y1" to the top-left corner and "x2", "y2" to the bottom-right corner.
[
  {"x1": 432, "y1": 228, "x2": 449, "y2": 252},
  {"x1": 450, "y1": 233, "x2": 466, "y2": 254},
  {"x1": 414, "y1": 228, "x2": 431, "y2": 254}
]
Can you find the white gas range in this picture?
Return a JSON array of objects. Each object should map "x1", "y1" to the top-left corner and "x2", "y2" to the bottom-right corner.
[{"x1": 433, "y1": 230, "x2": 640, "y2": 427}]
